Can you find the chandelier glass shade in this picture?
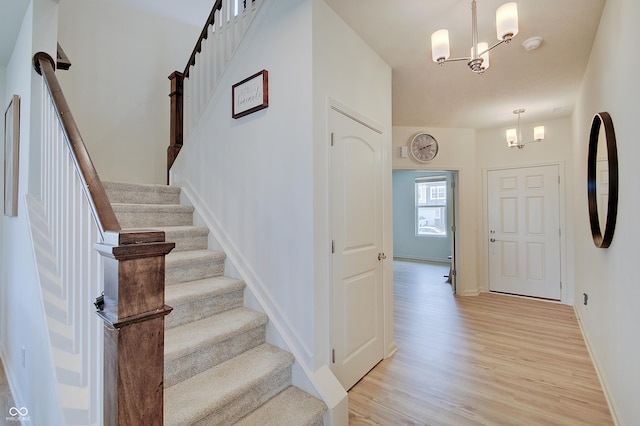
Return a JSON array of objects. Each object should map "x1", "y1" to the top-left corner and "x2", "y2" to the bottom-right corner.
[
  {"x1": 431, "y1": 1, "x2": 519, "y2": 74},
  {"x1": 506, "y1": 109, "x2": 545, "y2": 149}
]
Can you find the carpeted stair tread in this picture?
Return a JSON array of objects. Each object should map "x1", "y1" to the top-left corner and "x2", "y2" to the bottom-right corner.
[
  {"x1": 164, "y1": 276, "x2": 245, "y2": 329},
  {"x1": 111, "y1": 203, "x2": 194, "y2": 227},
  {"x1": 146, "y1": 225, "x2": 210, "y2": 251},
  {"x1": 111, "y1": 203, "x2": 193, "y2": 214},
  {"x1": 235, "y1": 386, "x2": 327, "y2": 426},
  {"x1": 164, "y1": 344, "x2": 294, "y2": 426},
  {"x1": 165, "y1": 249, "x2": 226, "y2": 266},
  {"x1": 139, "y1": 224, "x2": 208, "y2": 235},
  {"x1": 103, "y1": 181, "x2": 181, "y2": 204},
  {"x1": 165, "y1": 275, "x2": 245, "y2": 306},
  {"x1": 114, "y1": 225, "x2": 209, "y2": 252},
  {"x1": 165, "y1": 307, "x2": 268, "y2": 362},
  {"x1": 165, "y1": 249, "x2": 227, "y2": 285},
  {"x1": 107, "y1": 182, "x2": 327, "y2": 423}
]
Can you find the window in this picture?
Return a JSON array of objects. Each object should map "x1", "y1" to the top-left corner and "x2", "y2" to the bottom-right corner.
[{"x1": 415, "y1": 177, "x2": 447, "y2": 236}]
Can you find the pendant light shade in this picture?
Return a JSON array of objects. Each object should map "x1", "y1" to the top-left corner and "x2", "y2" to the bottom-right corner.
[
  {"x1": 431, "y1": 1, "x2": 519, "y2": 74},
  {"x1": 506, "y1": 109, "x2": 545, "y2": 148},
  {"x1": 431, "y1": 29, "x2": 451, "y2": 63},
  {"x1": 496, "y1": 2, "x2": 519, "y2": 41},
  {"x1": 472, "y1": 42, "x2": 490, "y2": 71},
  {"x1": 506, "y1": 128, "x2": 518, "y2": 145}
]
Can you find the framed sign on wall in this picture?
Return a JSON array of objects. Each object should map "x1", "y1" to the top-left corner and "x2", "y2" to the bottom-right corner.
[{"x1": 232, "y1": 70, "x2": 269, "y2": 119}]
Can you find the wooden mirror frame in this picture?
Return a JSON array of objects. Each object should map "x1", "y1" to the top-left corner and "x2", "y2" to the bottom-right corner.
[{"x1": 587, "y1": 112, "x2": 618, "y2": 248}]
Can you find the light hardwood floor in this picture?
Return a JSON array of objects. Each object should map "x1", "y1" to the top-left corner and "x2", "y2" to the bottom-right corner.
[{"x1": 348, "y1": 260, "x2": 613, "y2": 425}]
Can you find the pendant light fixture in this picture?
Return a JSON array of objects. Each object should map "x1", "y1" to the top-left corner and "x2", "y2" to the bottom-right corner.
[
  {"x1": 431, "y1": 1, "x2": 518, "y2": 74},
  {"x1": 506, "y1": 109, "x2": 545, "y2": 149}
]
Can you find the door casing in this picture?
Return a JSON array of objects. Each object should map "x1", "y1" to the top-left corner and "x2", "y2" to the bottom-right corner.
[{"x1": 482, "y1": 162, "x2": 569, "y2": 304}]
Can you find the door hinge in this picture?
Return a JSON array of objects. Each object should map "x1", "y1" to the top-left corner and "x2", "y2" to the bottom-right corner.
[
  {"x1": 560, "y1": 281, "x2": 563, "y2": 289},
  {"x1": 331, "y1": 240, "x2": 335, "y2": 254},
  {"x1": 451, "y1": 225, "x2": 456, "y2": 233},
  {"x1": 558, "y1": 175, "x2": 561, "y2": 185},
  {"x1": 451, "y1": 269, "x2": 457, "y2": 276},
  {"x1": 330, "y1": 132, "x2": 334, "y2": 147},
  {"x1": 331, "y1": 349, "x2": 335, "y2": 363}
]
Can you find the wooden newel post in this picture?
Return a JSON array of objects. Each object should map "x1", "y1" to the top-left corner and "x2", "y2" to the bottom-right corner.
[
  {"x1": 95, "y1": 231, "x2": 175, "y2": 426},
  {"x1": 167, "y1": 71, "x2": 184, "y2": 184}
]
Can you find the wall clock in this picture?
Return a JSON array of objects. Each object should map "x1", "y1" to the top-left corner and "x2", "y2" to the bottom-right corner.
[{"x1": 410, "y1": 133, "x2": 438, "y2": 163}]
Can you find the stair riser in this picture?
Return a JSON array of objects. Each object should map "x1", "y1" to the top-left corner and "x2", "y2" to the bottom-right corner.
[
  {"x1": 165, "y1": 234, "x2": 208, "y2": 252},
  {"x1": 166, "y1": 289, "x2": 244, "y2": 329},
  {"x1": 166, "y1": 261, "x2": 225, "y2": 285},
  {"x1": 103, "y1": 182, "x2": 181, "y2": 205},
  {"x1": 193, "y1": 367, "x2": 292, "y2": 426},
  {"x1": 114, "y1": 211, "x2": 193, "y2": 228},
  {"x1": 165, "y1": 325, "x2": 266, "y2": 387}
]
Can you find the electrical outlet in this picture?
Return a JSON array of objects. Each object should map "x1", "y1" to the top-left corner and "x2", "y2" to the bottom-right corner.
[
  {"x1": 21, "y1": 346, "x2": 26, "y2": 368},
  {"x1": 583, "y1": 293, "x2": 589, "y2": 306}
]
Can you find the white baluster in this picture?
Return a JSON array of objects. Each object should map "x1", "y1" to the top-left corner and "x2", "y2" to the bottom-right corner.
[{"x1": 38, "y1": 81, "x2": 104, "y2": 422}]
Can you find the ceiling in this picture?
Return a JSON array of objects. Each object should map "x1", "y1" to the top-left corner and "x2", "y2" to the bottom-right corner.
[
  {"x1": 0, "y1": 0, "x2": 211, "y2": 67},
  {"x1": 0, "y1": 0, "x2": 29, "y2": 66},
  {"x1": 3, "y1": 0, "x2": 605, "y2": 130},
  {"x1": 324, "y1": 0, "x2": 606, "y2": 129}
]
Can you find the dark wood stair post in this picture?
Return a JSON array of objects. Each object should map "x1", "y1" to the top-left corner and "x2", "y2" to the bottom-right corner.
[
  {"x1": 95, "y1": 230, "x2": 175, "y2": 426},
  {"x1": 167, "y1": 71, "x2": 184, "y2": 184}
]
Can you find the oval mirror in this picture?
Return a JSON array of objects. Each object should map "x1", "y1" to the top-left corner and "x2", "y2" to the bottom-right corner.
[{"x1": 587, "y1": 112, "x2": 618, "y2": 248}]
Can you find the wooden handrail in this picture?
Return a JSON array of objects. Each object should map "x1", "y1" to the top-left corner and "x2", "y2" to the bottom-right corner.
[
  {"x1": 183, "y1": 0, "x2": 222, "y2": 78},
  {"x1": 34, "y1": 52, "x2": 174, "y2": 425},
  {"x1": 33, "y1": 52, "x2": 120, "y2": 235},
  {"x1": 167, "y1": 0, "x2": 259, "y2": 182}
]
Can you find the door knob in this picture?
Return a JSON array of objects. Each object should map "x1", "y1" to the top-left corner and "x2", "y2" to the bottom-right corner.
[
  {"x1": 378, "y1": 252, "x2": 387, "y2": 261},
  {"x1": 490, "y1": 238, "x2": 496, "y2": 243}
]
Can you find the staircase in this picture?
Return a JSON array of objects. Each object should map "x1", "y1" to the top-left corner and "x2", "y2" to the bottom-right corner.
[{"x1": 102, "y1": 182, "x2": 326, "y2": 425}]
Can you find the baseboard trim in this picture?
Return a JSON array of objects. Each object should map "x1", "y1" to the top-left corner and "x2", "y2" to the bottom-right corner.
[{"x1": 573, "y1": 306, "x2": 621, "y2": 425}]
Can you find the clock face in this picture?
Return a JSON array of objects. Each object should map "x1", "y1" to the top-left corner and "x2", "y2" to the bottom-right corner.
[{"x1": 410, "y1": 133, "x2": 438, "y2": 163}]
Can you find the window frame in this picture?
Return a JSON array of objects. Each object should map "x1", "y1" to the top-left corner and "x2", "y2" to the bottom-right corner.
[{"x1": 415, "y1": 176, "x2": 448, "y2": 238}]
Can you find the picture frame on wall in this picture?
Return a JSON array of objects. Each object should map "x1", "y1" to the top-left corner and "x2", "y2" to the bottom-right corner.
[
  {"x1": 4, "y1": 95, "x2": 20, "y2": 217},
  {"x1": 232, "y1": 70, "x2": 269, "y2": 119}
]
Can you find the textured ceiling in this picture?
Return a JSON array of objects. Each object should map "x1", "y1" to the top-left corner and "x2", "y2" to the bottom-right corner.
[
  {"x1": 324, "y1": 0, "x2": 606, "y2": 129},
  {"x1": 3, "y1": 0, "x2": 605, "y2": 130}
]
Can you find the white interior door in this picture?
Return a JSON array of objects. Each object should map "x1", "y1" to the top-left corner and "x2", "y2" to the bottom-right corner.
[
  {"x1": 487, "y1": 165, "x2": 561, "y2": 300},
  {"x1": 330, "y1": 107, "x2": 384, "y2": 390}
]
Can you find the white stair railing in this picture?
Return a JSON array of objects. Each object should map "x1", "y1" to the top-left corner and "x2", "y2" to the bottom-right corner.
[
  {"x1": 35, "y1": 58, "x2": 105, "y2": 425},
  {"x1": 184, "y1": 0, "x2": 263, "y2": 133}
]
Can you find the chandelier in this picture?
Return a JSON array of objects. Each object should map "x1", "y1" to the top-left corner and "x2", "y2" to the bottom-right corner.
[
  {"x1": 506, "y1": 109, "x2": 545, "y2": 149},
  {"x1": 431, "y1": 1, "x2": 519, "y2": 74}
]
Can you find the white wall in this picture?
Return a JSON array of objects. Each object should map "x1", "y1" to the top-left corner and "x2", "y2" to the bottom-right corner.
[
  {"x1": 171, "y1": 1, "x2": 392, "y2": 423},
  {"x1": 0, "y1": 64, "x2": 5, "y2": 350},
  {"x1": 1, "y1": 0, "x2": 63, "y2": 423},
  {"x1": 571, "y1": 0, "x2": 640, "y2": 423},
  {"x1": 476, "y1": 117, "x2": 575, "y2": 304},
  {"x1": 172, "y1": 0, "x2": 316, "y2": 368},
  {"x1": 393, "y1": 126, "x2": 479, "y2": 295},
  {"x1": 57, "y1": 0, "x2": 203, "y2": 184},
  {"x1": 312, "y1": 1, "x2": 393, "y2": 422},
  {"x1": 312, "y1": 0, "x2": 393, "y2": 359}
]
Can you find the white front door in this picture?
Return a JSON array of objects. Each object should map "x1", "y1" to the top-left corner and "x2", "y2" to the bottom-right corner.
[
  {"x1": 330, "y1": 107, "x2": 384, "y2": 390},
  {"x1": 487, "y1": 165, "x2": 561, "y2": 300}
]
